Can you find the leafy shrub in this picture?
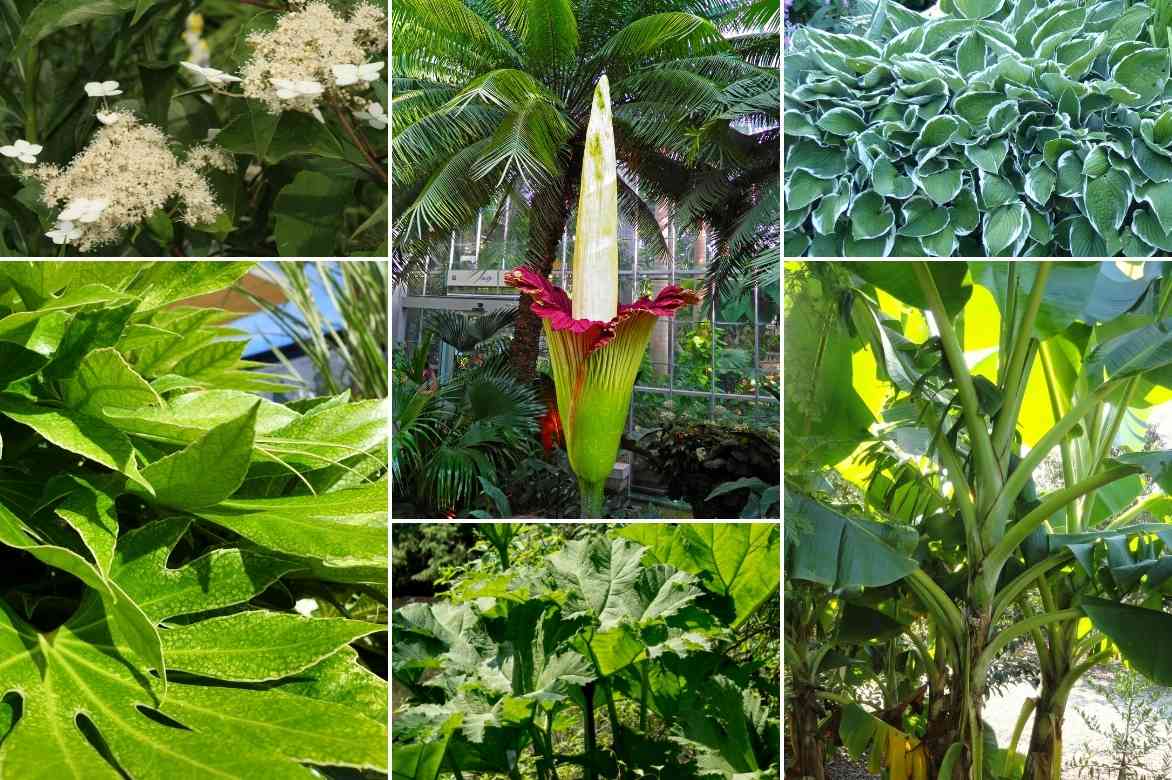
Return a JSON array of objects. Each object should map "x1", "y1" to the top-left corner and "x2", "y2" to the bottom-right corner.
[
  {"x1": 0, "y1": 1, "x2": 387, "y2": 257},
  {"x1": 392, "y1": 523, "x2": 781, "y2": 780},
  {"x1": 784, "y1": 0, "x2": 1172, "y2": 256},
  {"x1": 0, "y1": 261, "x2": 388, "y2": 775},
  {"x1": 632, "y1": 420, "x2": 780, "y2": 518}
]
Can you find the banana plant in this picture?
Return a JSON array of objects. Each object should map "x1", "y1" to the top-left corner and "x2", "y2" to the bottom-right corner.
[
  {"x1": 504, "y1": 76, "x2": 699, "y2": 518},
  {"x1": 786, "y1": 261, "x2": 1172, "y2": 779}
]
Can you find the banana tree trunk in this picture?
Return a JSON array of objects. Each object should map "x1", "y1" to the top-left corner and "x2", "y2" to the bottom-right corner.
[
  {"x1": 789, "y1": 682, "x2": 824, "y2": 780},
  {"x1": 1023, "y1": 689, "x2": 1064, "y2": 780},
  {"x1": 964, "y1": 609, "x2": 993, "y2": 778},
  {"x1": 923, "y1": 669, "x2": 963, "y2": 777}
]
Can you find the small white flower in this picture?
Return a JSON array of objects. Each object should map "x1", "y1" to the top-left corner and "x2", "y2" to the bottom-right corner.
[
  {"x1": 96, "y1": 111, "x2": 122, "y2": 126},
  {"x1": 84, "y1": 80, "x2": 122, "y2": 98},
  {"x1": 354, "y1": 102, "x2": 387, "y2": 130},
  {"x1": 245, "y1": 162, "x2": 263, "y2": 182},
  {"x1": 181, "y1": 61, "x2": 242, "y2": 86},
  {"x1": 205, "y1": 127, "x2": 221, "y2": 141},
  {"x1": 59, "y1": 198, "x2": 108, "y2": 223},
  {"x1": 273, "y1": 79, "x2": 324, "y2": 100},
  {"x1": 332, "y1": 61, "x2": 383, "y2": 87},
  {"x1": 45, "y1": 221, "x2": 82, "y2": 245},
  {"x1": 0, "y1": 139, "x2": 42, "y2": 164},
  {"x1": 293, "y1": 598, "x2": 318, "y2": 616}
]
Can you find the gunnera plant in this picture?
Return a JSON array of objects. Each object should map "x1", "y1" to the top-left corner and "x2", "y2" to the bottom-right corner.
[
  {"x1": 784, "y1": 0, "x2": 1172, "y2": 257},
  {"x1": 0, "y1": 261, "x2": 388, "y2": 777}
]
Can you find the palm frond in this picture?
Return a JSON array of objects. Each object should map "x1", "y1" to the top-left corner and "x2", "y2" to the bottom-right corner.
[{"x1": 426, "y1": 308, "x2": 520, "y2": 352}]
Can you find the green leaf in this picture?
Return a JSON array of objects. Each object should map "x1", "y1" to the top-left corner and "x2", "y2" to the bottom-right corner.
[
  {"x1": 953, "y1": 0, "x2": 1003, "y2": 19},
  {"x1": 0, "y1": 393, "x2": 150, "y2": 490},
  {"x1": 162, "y1": 611, "x2": 383, "y2": 682},
  {"x1": 11, "y1": 0, "x2": 138, "y2": 60},
  {"x1": 1137, "y1": 181, "x2": 1172, "y2": 234},
  {"x1": 1082, "y1": 598, "x2": 1172, "y2": 684},
  {"x1": 816, "y1": 107, "x2": 865, "y2": 135},
  {"x1": 850, "y1": 260, "x2": 972, "y2": 316},
  {"x1": 192, "y1": 481, "x2": 388, "y2": 583},
  {"x1": 60, "y1": 347, "x2": 162, "y2": 419},
  {"x1": 983, "y1": 202, "x2": 1028, "y2": 255},
  {"x1": 139, "y1": 402, "x2": 258, "y2": 510},
  {"x1": 849, "y1": 191, "x2": 895, "y2": 240},
  {"x1": 1084, "y1": 169, "x2": 1132, "y2": 237},
  {"x1": 1024, "y1": 165, "x2": 1056, "y2": 205},
  {"x1": 110, "y1": 517, "x2": 300, "y2": 622},
  {"x1": 617, "y1": 523, "x2": 780, "y2": 628},
  {"x1": 1084, "y1": 318, "x2": 1172, "y2": 385},
  {"x1": 1112, "y1": 48, "x2": 1169, "y2": 107},
  {"x1": 47, "y1": 474, "x2": 121, "y2": 574},
  {"x1": 274, "y1": 172, "x2": 353, "y2": 256},
  {"x1": 784, "y1": 493, "x2": 918, "y2": 589},
  {"x1": 0, "y1": 600, "x2": 386, "y2": 777}
]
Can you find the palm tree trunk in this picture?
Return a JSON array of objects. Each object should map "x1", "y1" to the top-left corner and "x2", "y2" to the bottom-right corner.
[{"x1": 510, "y1": 179, "x2": 573, "y2": 382}]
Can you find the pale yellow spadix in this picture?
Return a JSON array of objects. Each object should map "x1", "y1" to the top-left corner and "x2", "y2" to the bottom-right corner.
[{"x1": 571, "y1": 75, "x2": 619, "y2": 322}]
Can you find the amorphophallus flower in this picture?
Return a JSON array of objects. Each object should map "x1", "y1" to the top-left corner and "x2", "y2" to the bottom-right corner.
[{"x1": 505, "y1": 75, "x2": 699, "y2": 518}]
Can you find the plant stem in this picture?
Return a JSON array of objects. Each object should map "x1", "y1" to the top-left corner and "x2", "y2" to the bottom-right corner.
[
  {"x1": 578, "y1": 477, "x2": 605, "y2": 519},
  {"x1": 639, "y1": 662, "x2": 649, "y2": 732},
  {"x1": 582, "y1": 684, "x2": 597, "y2": 780},
  {"x1": 330, "y1": 97, "x2": 387, "y2": 184}
]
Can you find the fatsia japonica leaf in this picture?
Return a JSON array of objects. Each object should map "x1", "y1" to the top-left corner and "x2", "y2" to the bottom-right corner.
[
  {"x1": 191, "y1": 481, "x2": 388, "y2": 583},
  {"x1": 0, "y1": 599, "x2": 387, "y2": 778}
]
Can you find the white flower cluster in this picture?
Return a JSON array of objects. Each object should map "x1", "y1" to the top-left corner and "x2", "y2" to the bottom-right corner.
[
  {"x1": 240, "y1": 1, "x2": 386, "y2": 118},
  {"x1": 30, "y1": 115, "x2": 234, "y2": 252},
  {"x1": 1, "y1": 139, "x2": 41, "y2": 164}
]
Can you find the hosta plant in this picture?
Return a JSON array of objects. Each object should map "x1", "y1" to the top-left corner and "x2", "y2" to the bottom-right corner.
[
  {"x1": 784, "y1": 0, "x2": 1172, "y2": 257},
  {"x1": 786, "y1": 260, "x2": 1172, "y2": 779},
  {"x1": 0, "y1": 261, "x2": 388, "y2": 777},
  {"x1": 391, "y1": 522, "x2": 780, "y2": 780},
  {"x1": 505, "y1": 77, "x2": 699, "y2": 518}
]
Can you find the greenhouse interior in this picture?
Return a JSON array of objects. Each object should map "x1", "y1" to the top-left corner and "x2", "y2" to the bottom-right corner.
[{"x1": 393, "y1": 201, "x2": 780, "y2": 520}]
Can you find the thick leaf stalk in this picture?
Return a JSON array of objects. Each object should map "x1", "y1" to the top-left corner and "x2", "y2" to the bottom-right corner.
[{"x1": 505, "y1": 78, "x2": 698, "y2": 517}]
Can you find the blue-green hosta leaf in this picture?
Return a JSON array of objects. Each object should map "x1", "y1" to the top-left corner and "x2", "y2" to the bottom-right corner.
[
  {"x1": 916, "y1": 165, "x2": 963, "y2": 205},
  {"x1": 1084, "y1": 168, "x2": 1132, "y2": 238},
  {"x1": 785, "y1": 140, "x2": 849, "y2": 179},
  {"x1": 0, "y1": 394, "x2": 151, "y2": 491},
  {"x1": 1137, "y1": 181, "x2": 1172, "y2": 234},
  {"x1": 139, "y1": 402, "x2": 257, "y2": 510},
  {"x1": 873, "y1": 158, "x2": 916, "y2": 199},
  {"x1": 618, "y1": 523, "x2": 780, "y2": 628},
  {"x1": 1132, "y1": 137, "x2": 1172, "y2": 182},
  {"x1": 980, "y1": 171, "x2": 1018, "y2": 209},
  {"x1": 966, "y1": 139, "x2": 1009, "y2": 174},
  {"x1": 60, "y1": 348, "x2": 161, "y2": 419},
  {"x1": 950, "y1": 187, "x2": 980, "y2": 235},
  {"x1": 1112, "y1": 48, "x2": 1169, "y2": 107},
  {"x1": 1025, "y1": 164, "x2": 1056, "y2": 205},
  {"x1": 192, "y1": 481, "x2": 388, "y2": 583},
  {"x1": 918, "y1": 115, "x2": 960, "y2": 148},
  {"x1": 161, "y1": 611, "x2": 383, "y2": 682},
  {"x1": 1133, "y1": 209, "x2": 1172, "y2": 251},
  {"x1": 849, "y1": 191, "x2": 895, "y2": 240},
  {"x1": 816, "y1": 107, "x2": 866, "y2": 136},
  {"x1": 957, "y1": 32, "x2": 987, "y2": 76},
  {"x1": 982, "y1": 201, "x2": 1029, "y2": 255},
  {"x1": 785, "y1": 170, "x2": 834, "y2": 211},
  {"x1": 0, "y1": 600, "x2": 386, "y2": 778}
]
